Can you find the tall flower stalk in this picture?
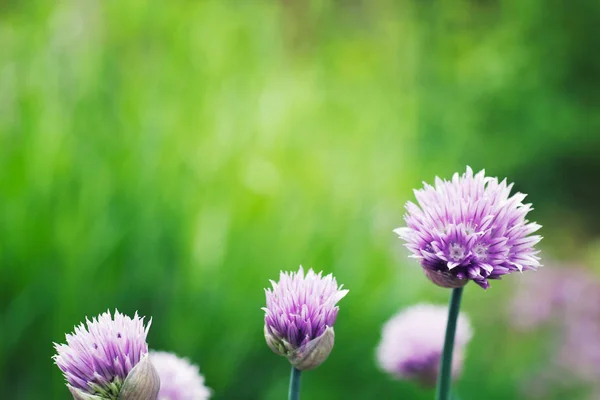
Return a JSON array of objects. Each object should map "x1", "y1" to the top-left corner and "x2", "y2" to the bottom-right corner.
[
  {"x1": 288, "y1": 367, "x2": 301, "y2": 400},
  {"x1": 437, "y1": 288, "x2": 464, "y2": 400},
  {"x1": 263, "y1": 266, "x2": 348, "y2": 399},
  {"x1": 395, "y1": 167, "x2": 542, "y2": 399}
]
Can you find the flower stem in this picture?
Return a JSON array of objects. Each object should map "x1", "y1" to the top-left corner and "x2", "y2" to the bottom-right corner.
[
  {"x1": 288, "y1": 366, "x2": 302, "y2": 400},
  {"x1": 436, "y1": 286, "x2": 464, "y2": 400}
]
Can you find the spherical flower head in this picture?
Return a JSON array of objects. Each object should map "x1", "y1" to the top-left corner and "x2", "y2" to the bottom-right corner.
[
  {"x1": 263, "y1": 265, "x2": 349, "y2": 370},
  {"x1": 376, "y1": 304, "x2": 473, "y2": 387},
  {"x1": 150, "y1": 351, "x2": 211, "y2": 400},
  {"x1": 53, "y1": 309, "x2": 159, "y2": 400},
  {"x1": 395, "y1": 167, "x2": 542, "y2": 289}
]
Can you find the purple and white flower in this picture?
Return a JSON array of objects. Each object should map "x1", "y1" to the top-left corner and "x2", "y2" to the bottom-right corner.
[
  {"x1": 376, "y1": 304, "x2": 473, "y2": 386},
  {"x1": 263, "y1": 266, "x2": 348, "y2": 370},
  {"x1": 53, "y1": 309, "x2": 159, "y2": 400},
  {"x1": 150, "y1": 351, "x2": 211, "y2": 400},
  {"x1": 395, "y1": 167, "x2": 542, "y2": 289}
]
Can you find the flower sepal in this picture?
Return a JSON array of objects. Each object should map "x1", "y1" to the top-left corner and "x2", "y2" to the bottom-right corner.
[
  {"x1": 424, "y1": 269, "x2": 469, "y2": 289},
  {"x1": 287, "y1": 326, "x2": 335, "y2": 371},
  {"x1": 68, "y1": 386, "x2": 105, "y2": 400},
  {"x1": 118, "y1": 354, "x2": 160, "y2": 400}
]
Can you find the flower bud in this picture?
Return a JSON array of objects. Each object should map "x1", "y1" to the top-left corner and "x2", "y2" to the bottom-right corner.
[
  {"x1": 54, "y1": 310, "x2": 153, "y2": 400},
  {"x1": 263, "y1": 266, "x2": 348, "y2": 370}
]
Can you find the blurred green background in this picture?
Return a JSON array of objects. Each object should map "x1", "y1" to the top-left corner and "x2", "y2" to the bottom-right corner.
[{"x1": 2, "y1": 0, "x2": 600, "y2": 399}]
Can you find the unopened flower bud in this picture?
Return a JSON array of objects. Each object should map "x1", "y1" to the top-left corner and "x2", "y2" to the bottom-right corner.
[
  {"x1": 263, "y1": 266, "x2": 348, "y2": 371},
  {"x1": 53, "y1": 310, "x2": 153, "y2": 400}
]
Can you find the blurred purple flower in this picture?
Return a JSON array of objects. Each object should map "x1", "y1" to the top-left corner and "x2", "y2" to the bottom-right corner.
[
  {"x1": 510, "y1": 265, "x2": 599, "y2": 331},
  {"x1": 395, "y1": 166, "x2": 542, "y2": 289},
  {"x1": 376, "y1": 304, "x2": 473, "y2": 387},
  {"x1": 263, "y1": 265, "x2": 348, "y2": 370},
  {"x1": 150, "y1": 351, "x2": 211, "y2": 400},
  {"x1": 53, "y1": 309, "x2": 155, "y2": 399},
  {"x1": 510, "y1": 264, "x2": 600, "y2": 396}
]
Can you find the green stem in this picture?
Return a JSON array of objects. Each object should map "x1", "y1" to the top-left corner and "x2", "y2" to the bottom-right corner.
[
  {"x1": 288, "y1": 366, "x2": 301, "y2": 400},
  {"x1": 436, "y1": 287, "x2": 464, "y2": 400}
]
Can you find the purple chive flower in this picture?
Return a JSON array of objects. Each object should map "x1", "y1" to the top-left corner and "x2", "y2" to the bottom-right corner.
[
  {"x1": 509, "y1": 263, "x2": 592, "y2": 331},
  {"x1": 510, "y1": 263, "x2": 600, "y2": 397},
  {"x1": 150, "y1": 351, "x2": 211, "y2": 400},
  {"x1": 395, "y1": 166, "x2": 542, "y2": 289},
  {"x1": 53, "y1": 309, "x2": 159, "y2": 400},
  {"x1": 376, "y1": 304, "x2": 473, "y2": 387},
  {"x1": 263, "y1": 265, "x2": 349, "y2": 370}
]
